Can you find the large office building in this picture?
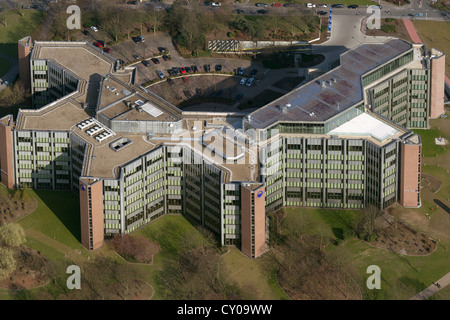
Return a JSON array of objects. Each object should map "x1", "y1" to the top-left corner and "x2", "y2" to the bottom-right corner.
[{"x1": 0, "y1": 37, "x2": 445, "y2": 258}]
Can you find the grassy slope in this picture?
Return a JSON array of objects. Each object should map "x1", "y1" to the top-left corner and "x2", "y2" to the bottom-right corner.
[
  {"x1": 18, "y1": 189, "x2": 84, "y2": 251},
  {"x1": 413, "y1": 20, "x2": 450, "y2": 79},
  {"x1": 0, "y1": 10, "x2": 45, "y2": 59}
]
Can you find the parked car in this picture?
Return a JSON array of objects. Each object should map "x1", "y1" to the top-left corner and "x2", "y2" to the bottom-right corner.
[
  {"x1": 93, "y1": 41, "x2": 103, "y2": 48},
  {"x1": 283, "y1": 3, "x2": 294, "y2": 6},
  {"x1": 151, "y1": 58, "x2": 160, "y2": 64},
  {"x1": 211, "y1": 2, "x2": 221, "y2": 6},
  {"x1": 82, "y1": 30, "x2": 90, "y2": 36},
  {"x1": 317, "y1": 10, "x2": 327, "y2": 15},
  {"x1": 90, "y1": 26, "x2": 98, "y2": 32},
  {"x1": 203, "y1": 64, "x2": 211, "y2": 72},
  {"x1": 215, "y1": 64, "x2": 222, "y2": 72},
  {"x1": 185, "y1": 66, "x2": 191, "y2": 73},
  {"x1": 348, "y1": 4, "x2": 359, "y2": 9},
  {"x1": 191, "y1": 65, "x2": 198, "y2": 73},
  {"x1": 306, "y1": 3, "x2": 316, "y2": 8},
  {"x1": 236, "y1": 9, "x2": 244, "y2": 13},
  {"x1": 156, "y1": 70, "x2": 164, "y2": 79},
  {"x1": 257, "y1": 9, "x2": 268, "y2": 14},
  {"x1": 246, "y1": 77, "x2": 255, "y2": 87},
  {"x1": 235, "y1": 92, "x2": 243, "y2": 100},
  {"x1": 272, "y1": 2, "x2": 282, "y2": 7},
  {"x1": 133, "y1": 54, "x2": 140, "y2": 60},
  {"x1": 318, "y1": 4, "x2": 327, "y2": 7},
  {"x1": 250, "y1": 69, "x2": 258, "y2": 76},
  {"x1": 240, "y1": 77, "x2": 247, "y2": 85},
  {"x1": 173, "y1": 67, "x2": 180, "y2": 75},
  {"x1": 237, "y1": 67, "x2": 245, "y2": 75},
  {"x1": 127, "y1": 1, "x2": 138, "y2": 4},
  {"x1": 255, "y1": 3, "x2": 268, "y2": 7},
  {"x1": 158, "y1": 47, "x2": 167, "y2": 53},
  {"x1": 132, "y1": 36, "x2": 140, "y2": 43},
  {"x1": 103, "y1": 47, "x2": 111, "y2": 53},
  {"x1": 162, "y1": 55, "x2": 170, "y2": 61},
  {"x1": 180, "y1": 67, "x2": 186, "y2": 74},
  {"x1": 142, "y1": 60, "x2": 150, "y2": 67},
  {"x1": 138, "y1": 36, "x2": 145, "y2": 42},
  {"x1": 331, "y1": 4, "x2": 344, "y2": 8}
]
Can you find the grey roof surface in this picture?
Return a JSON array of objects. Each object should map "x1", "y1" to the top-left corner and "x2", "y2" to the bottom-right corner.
[{"x1": 247, "y1": 39, "x2": 413, "y2": 129}]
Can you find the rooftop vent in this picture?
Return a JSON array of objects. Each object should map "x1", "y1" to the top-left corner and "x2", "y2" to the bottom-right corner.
[{"x1": 110, "y1": 137, "x2": 134, "y2": 152}]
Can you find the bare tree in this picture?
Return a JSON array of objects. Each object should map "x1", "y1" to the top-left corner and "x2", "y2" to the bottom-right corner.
[
  {"x1": 144, "y1": 10, "x2": 165, "y2": 34},
  {"x1": 357, "y1": 205, "x2": 383, "y2": 241}
]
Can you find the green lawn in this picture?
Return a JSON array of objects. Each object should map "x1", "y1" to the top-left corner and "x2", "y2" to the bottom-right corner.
[
  {"x1": 283, "y1": 207, "x2": 364, "y2": 240},
  {"x1": 434, "y1": 282, "x2": 450, "y2": 300},
  {"x1": 0, "y1": 10, "x2": 45, "y2": 59},
  {"x1": 220, "y1": 247, "x2": 290, "y2": 300},
  {"x1": 413, "y1": 21, "x2": 450, "y2": 79},
  {"x1": 0, "y1": 57, "x2": 11, "y2": 78},
  {"x1": 135, "y1": 215, "x2": 290, "y2": 300},
  {"x1": 342, "y1": 240, "x2": 450, "y2": 300},
  {"x1": 413, "y1": 127, "x2": 450, "y2": 158},
  {"x1": 134, "y1": 215, "x2": 206, "y2": 299},
  {"x1": 18, "y1": 189, "x2": 84, "y2": 252},
  {"x1": 281, "y1": 206, "x2": 450, "y2": 300}
]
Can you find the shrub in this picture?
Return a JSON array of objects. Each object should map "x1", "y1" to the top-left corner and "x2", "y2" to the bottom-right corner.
[
  {"x1": 0, "y1": 247, "x2": 16, "y2": 280},
  {"x1": 0, "y1": 223, "x2": 26, "y2": 247},
  {"x1": 366, "y1": 233, "x2": 379, "y2": 242},
  {"x1": 111, "y1": 234, "x2": 159, "y2": 263},
  {"x1": 342, "y1": 229, "x2": 356, "y2": 240},
  {"x1": 381, "y1": 24, "x2": 397, "y2": 33}
]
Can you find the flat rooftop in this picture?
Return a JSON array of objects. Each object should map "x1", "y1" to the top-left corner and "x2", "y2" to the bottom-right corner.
[
  {"x1": 17, "y1": 100, "x2": 90, "y2": 131},
  {"x1": 327, "y1": 113, "x2": 398, "y2": 142},
  {"x1": 247, "y1": 39, "x2": 413, "y2": 129},
  {"x1": 33, "y1": 42, "x2": 116, "y2": 81},
  {"x1": 85, "y1": 133, "x2": 158, "y2": 179}
]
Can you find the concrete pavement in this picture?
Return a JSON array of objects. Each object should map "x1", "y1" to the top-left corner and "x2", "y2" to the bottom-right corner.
[
  {"x1": 311, "y1": 14, "x2": 395, "y2": 71},
  {"x1": 410, "y1": 271, "x2": 450, "y2": 300}
]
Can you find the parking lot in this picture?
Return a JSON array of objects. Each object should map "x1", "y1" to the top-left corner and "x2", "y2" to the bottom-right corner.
[{"x1": 75, "y1": 29, "x2": 309, "y2": 113}]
